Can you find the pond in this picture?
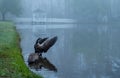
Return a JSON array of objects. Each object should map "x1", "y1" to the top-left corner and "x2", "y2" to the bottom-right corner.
[{"x1": 16, "y1": 23, "x2": 120, "y2": 78}]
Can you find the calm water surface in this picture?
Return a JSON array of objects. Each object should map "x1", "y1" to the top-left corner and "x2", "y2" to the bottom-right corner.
[{"x1": 16, "y1": 23, "x2": 120, "y2": 78}]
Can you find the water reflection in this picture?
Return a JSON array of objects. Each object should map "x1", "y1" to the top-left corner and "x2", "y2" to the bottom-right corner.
[
  {"x1": 16, "y1": 24, "x2": 120, "y2": 78},
  {"x1": 28, "y1": 36, "x2": 58, "y2": 72},
  {"x1": 28, "y1": 53, "x2": 57, "y2": 72}
]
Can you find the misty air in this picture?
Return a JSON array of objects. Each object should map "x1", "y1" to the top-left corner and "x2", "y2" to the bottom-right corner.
[{"x1": 0, "y1": 0, "x2": 120, "y2": 78}]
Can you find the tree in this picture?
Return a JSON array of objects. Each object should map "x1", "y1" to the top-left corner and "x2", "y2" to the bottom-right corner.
[
  {"x1": 0, "y1": 0, "x2": 22, "y2": 21},
  {"x1": 69, "y1": 0, "x2": 111, "y2": 22}
]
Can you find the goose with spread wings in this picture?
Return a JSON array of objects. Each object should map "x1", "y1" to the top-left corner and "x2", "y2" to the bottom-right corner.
[
  {"x1": 34, "y1": 36, "x2": 58, "y2": 55},
  {"x1": 28, "y1": 36, "x2": 58, "y2": 72}
]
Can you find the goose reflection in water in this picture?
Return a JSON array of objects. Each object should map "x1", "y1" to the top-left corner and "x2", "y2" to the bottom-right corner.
[{"x1": 28, "y1": 36, "x2": 58, "y2": 72}]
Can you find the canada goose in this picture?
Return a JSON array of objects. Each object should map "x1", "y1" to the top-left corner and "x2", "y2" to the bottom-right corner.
[
  {"x1": 34, "y1": 37, "x2": 48, "y2": 53},
  {"x1": 34, "y1": 36, "x2": 58, "y2": 54},
  {"x1": 28, "y1": 36, "x2": 58, "y2": 71}
]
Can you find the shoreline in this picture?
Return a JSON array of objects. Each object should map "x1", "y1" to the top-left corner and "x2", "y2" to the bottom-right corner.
[{"x1": 0, "y1": 22, "x2": 43, "y2": 78}]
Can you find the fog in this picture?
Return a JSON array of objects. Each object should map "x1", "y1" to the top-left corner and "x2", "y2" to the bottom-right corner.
[
  {"x1": 21, "y1": 0, "x2": 66, "y2": 18},
  {"x1": 20, "y1": 0, "x2": 120, "y2": 23},
  {"x1": 14, "y1": 0, "x2": 120, "y2": 78}
]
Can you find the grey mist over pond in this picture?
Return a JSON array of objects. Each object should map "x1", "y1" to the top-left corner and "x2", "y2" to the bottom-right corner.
[
  {"x1": 16, "y1": 23, "x2": 120, "y2": 78},
  {"x1": 16, "y1": 23, "x2": 77, "y2": 78},
  {"x1": 14, "y1": 0, "x2": 120, "y2": 78}
]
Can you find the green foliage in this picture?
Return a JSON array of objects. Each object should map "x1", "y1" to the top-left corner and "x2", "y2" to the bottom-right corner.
[
  {"x1": 0, "y1": 22, "x2": 43, "y2": 78},
  {"x1": 0, "y1": 0, "x2": 22, "y2": 20}
]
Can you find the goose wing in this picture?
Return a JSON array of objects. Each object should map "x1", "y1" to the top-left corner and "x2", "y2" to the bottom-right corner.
[{"x1": 42, "y1": 36, "x2": 58, "y2": 52}]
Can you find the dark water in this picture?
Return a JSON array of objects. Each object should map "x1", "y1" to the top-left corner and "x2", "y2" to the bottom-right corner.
[{"x1": 16, "y1": 23, "x2": 120, "y2": 78}]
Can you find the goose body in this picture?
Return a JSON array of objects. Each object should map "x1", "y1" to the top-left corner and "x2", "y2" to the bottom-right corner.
[
  {"x1": 28, "y1": 36, "x2": 58, "y2": 72},
  {"x1": 34, "y1": 36, "x2": 57, "y2": 54}
]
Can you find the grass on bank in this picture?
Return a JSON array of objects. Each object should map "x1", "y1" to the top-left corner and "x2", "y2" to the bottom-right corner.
[{"x1": 0, "y1": 22, "x2": 42, "y2": 78}]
